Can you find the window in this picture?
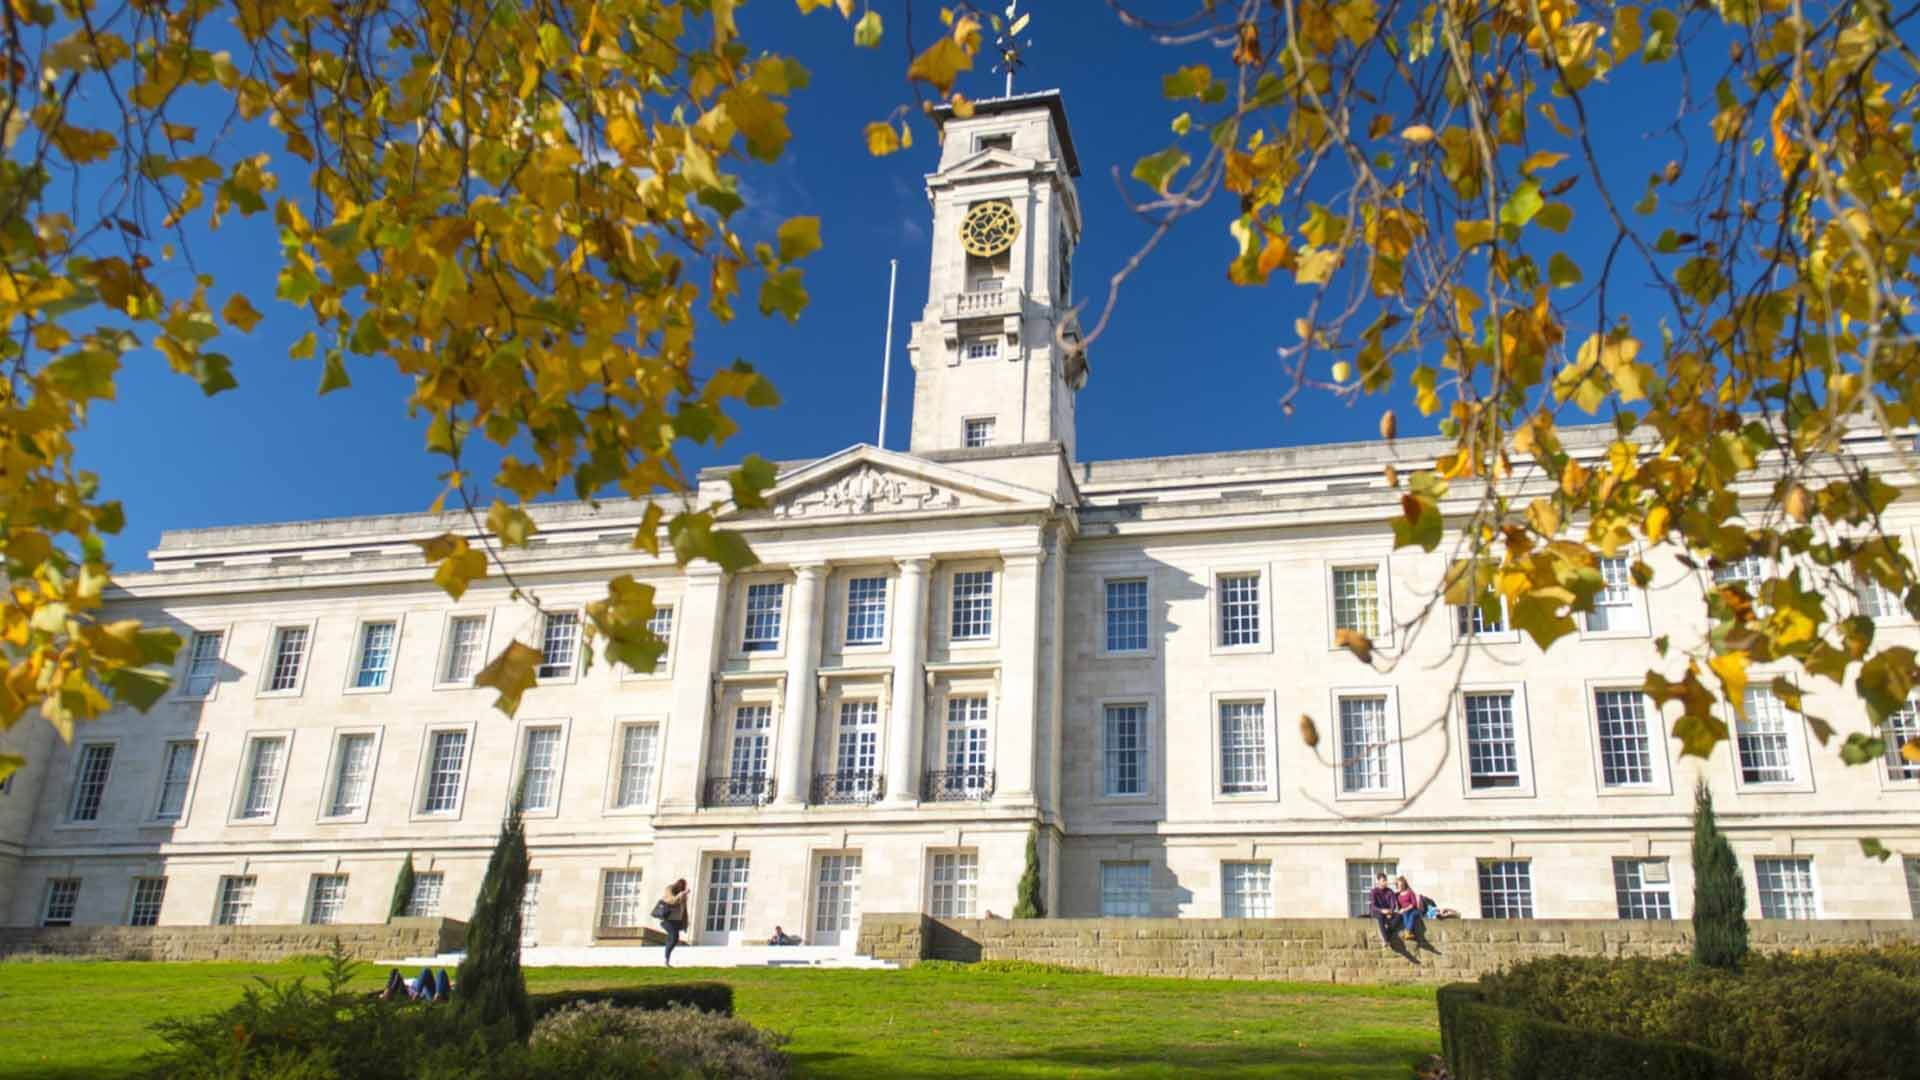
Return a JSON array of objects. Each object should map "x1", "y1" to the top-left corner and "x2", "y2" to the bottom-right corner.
[
  {"x1": 42, "y1": 879, "x2": 79, "y2": 927},
  {"x1": 614, "y1": 723, "x2": 659, "y2": 808},
  {"x1": 1594, "y1": 690, "x2": 1655, "y2": 787},
  {"x1": 1477, "y1": 861, "x2": 1534, "y2": 918},
  {"x1": 944, "y1": 696, "x2": 991, "y2": 792},
  {"x1": 1338, "y1": 696, "x2": 1391, "y2": 793},
  {"x1": 975, "y1": 132, "x2": 1013, "y2": 152},
  {"x1": 327, "y1": 733, "x2": 377, "y2": 817},
  {"x1": 520, "y1": 871, "x2": 542, "y2": 947},
  {"x1": 215, "y1": 876, "x2": 256, "y2": 926},
  {"x1": 845, "y1": 577, "x2": 888, "y2": 645},
  {"x1": 1905, "y1": 857, "x2": 1920, "y2": 919},
  {"x1": 1105, "y1": 579, "x2": 1149, "y2": 652},
  {"x1": 599, "y1": 870, "x2": 646, "y2": 930},
  {"x1": 350, "y1": 621, "x2": 397, "y2": 689},
  {"x1": 129, "y1": 878, "x2": 166, "y2": 926},
  {"x1": 1613, "y1": 858, "x2": 1673, "y2": 919},
  {"x1": 516, "y1": 727, "x2": 563, "y2": 812},
  {"x1": 742, "y1": 583, "x2": 785, "y2": 652},
  {"x1": 704, "y1": 856, "x2": 751, "y2": 934},
  {"x1": 1219, "y1": 701, "x2": 1268, "y2": 794},
  {"x1": 1454, "y1": 599, "x2": 1507, "y2": 638},
  {"x1": 814, "y1": 854, "x2": 862, "y2": 938},
  {"x1": 1713, "y1": 554, "x2": 1767, "y2": 592},
  {"x1": 421, "y1": 730, "x2": 468, "y2": 814},
  {"x1": 537, "y1": 612, "x2": 579, "y2": 679},
  {"x1": 1736, "y1": 685, "x2": 1795, "y2": 784},
  {"x1": 951, "y1": 570, "x2": 995, "y2": 641},
  {"x1": 68, "y1": 743, "x2": 114, "y2": 822},
  {"x1": 442, "y1": 615, "x2": 487, "y2": 683},
  {"x1": 1886, "y1": 701, "x2": 1920, "y2": 782},
  {"x1": 644, "y1": 605, "x2": 674, "y2": 673},
  {"x1": 1586, "y1": 555, "x2": 1638, "y2": 632},
  {"x1": 155, "y1": 741, "x2": 196, "y2": 820},
  {"x1": 1103, "y1": 704, "x2": 1147, "y2": 797},
  {"x1": 929, "y1": 852, "x2": 978, "y2": 918},
  {"x1": 407, "y1": 872, "x2": 444, "y2": 918},
  {"x1": 961, "y1": 336, "x2": 1001, "y2": 362},
  {"x1": 1463, "y1": 692, "x2": 1521, "y2": 789},
  {"x1": 835, "y1": 700, "x2": 881, "y2": 779},
  {"x1": 265, "y1": 626, "x2": 309, "y2": 692},
  {"x1": 1346, "y1": 861, "x2": 1399, "y2": 917},
  {"x1": 1857, "y1": 571, "x2": 1903, "y2": 619},
  {"x1": 1332, "y1": 567, "x2": 1381, "y2": 638},
  {"x1": 1217, "y1": 574, "x2": 1261, "y2": 647},
  {"x1": 1222, "y1": 861, "x2": 1273, "y2": 918},
  {"x1": 729, "y1": 705, "x2": 772, "y2": 780},
  {"x1": 1755, "y1": 856, "x2": 1816, "y2": 919},
  {"x1": 182, "y1": 631, "x2": 223, "y2": 696},
  {"x1": 1101, "y1": 862, "x2": 1151, "y2": 917},
  {"x1": 237, "y1": 736, "x2": 287, "y2": 819},
  {"x1": 308, "y1": 875, "x2": 348, "y2": 925},
  {"x1": 963, "y1": 417, "x2": 995, "y2": 448}
]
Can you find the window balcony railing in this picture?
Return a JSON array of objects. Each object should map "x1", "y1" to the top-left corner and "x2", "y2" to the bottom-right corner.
[
  {"x1": 810, "y1": 771, "x2": 885, "y2": 805},
  {"x1": 704, "y1": 775, "x2": 776, "y2": 808},
  {"x1": 942, "y1": 287, "x2": 1021, "y2": 320},
  {"x1": 922, "y1": 769, "x2": 995, "y2": 802}
]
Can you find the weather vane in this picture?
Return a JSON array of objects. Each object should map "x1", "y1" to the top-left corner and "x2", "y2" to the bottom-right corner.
[{"x1": 992, "y1": 1, "x2": 1032, "y2": 97}]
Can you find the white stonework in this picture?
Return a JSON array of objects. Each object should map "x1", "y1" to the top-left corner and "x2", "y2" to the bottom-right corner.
[{"x1": 4, "y1": 92, "x2": 1919, "y2": 946}]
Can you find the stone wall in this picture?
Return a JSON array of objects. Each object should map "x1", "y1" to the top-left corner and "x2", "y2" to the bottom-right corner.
[
  {"x1": 0, "y1": 917, "x2": 466, "y2": 964},
  {"x1": 856, "y1": 914, "x2": 1920, "y2": 983}
]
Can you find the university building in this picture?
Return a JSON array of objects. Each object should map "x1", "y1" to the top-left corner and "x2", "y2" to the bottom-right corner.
[{"x1": 5, "y1": 92, "x2": 1918, "y2": 946}]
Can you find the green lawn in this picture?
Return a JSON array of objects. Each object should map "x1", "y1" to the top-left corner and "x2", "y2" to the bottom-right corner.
[{"x1": 0, "y1": 959, "x2": 1439, "y2": 1079}]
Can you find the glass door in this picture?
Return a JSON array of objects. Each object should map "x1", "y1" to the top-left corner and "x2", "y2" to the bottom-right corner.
[{"x1": 813, "y1": 853, "x2": 863, "y2": 947}]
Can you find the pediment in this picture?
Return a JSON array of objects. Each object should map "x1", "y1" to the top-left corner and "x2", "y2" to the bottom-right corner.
[
  {"x1": 721, "y1": 445, "x2": 1052, "y2": 522},
  {"x1": 940, "y1": 148, "x2": 1033, "y2": 179}
]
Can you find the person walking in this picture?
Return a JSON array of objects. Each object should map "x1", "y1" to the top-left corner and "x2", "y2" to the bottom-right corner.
[{"x1": 655, "y1": 878, "x2": 690, "y2": 967}]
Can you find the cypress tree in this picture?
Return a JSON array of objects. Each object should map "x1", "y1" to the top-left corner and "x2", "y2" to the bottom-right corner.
[
  {"x1": 455, "y1": 801, "x2": 532, "y2": 1039},
  {"x1": 388, "y1": 852, "x2": 416, "y2": 920},
  {"x1": 1013, "y1": 827, "x2": 1045, "y2": 918},
  {"x1": 1691, "y1": 780, "x2": 1748, "y2": 969}
]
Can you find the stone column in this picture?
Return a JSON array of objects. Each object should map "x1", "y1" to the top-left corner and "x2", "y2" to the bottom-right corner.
[
  {"x1": 884, "y1": 558, "x2": 931, "y2": 804},
  {"x1": 774, "y1": 564, "x2": 826, "y2": 806},
  {"x1": 996, "y1": 547, "x2": 1044, "y2": 805},
  {"x1": 658, "y1": 565, "x2": 725, "y2": 814}
]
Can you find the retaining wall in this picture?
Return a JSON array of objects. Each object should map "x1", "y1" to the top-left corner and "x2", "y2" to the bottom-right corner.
[{"x1": 0, "y1": 917, "x2": 466, "y2": 963}]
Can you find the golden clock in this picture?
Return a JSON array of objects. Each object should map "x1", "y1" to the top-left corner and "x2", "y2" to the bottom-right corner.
[{"x1": 959, "y1": 201, "x2": 1019, "y2": 258}]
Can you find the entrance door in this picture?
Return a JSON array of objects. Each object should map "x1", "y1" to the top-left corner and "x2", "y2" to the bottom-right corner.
[
  {"x1": 704, "y1": 856, "x2": 751, "y2": 945},
  {"x1": 813, "y1": 852, "x2": 863, "y2": 948}
]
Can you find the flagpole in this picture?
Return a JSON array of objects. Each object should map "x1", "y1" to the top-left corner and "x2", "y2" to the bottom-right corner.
[{"x1": 877, "y1": 258, "x2": 898, "y2": 449}]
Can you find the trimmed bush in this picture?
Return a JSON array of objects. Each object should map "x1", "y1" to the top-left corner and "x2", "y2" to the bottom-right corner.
[
  {"x1": 1691, "y1": 781, "x2": 1748, "y2": 969},
  {"x1": 454, "y1": 803, "x2": 531, "y2": 1040},
  {"x1": 1013, "y1": 828, "x2": 1045, "y2": 918},
  {"x1": 1438, "y1": 982, "x2": 1741, "y2": 1080},
  {"x1": 1474, "y1": 949, "x2": 1920, "y2": 1080},
  {"x1": 529, "y1": 1002, "x2": 788, "y2": 1080},
  {"x1": 528, "y1": 981, "x2": 734, "y2": 1020},
  {"x1": 390, "y1": 852, "x2": 416, "y2": 921}
]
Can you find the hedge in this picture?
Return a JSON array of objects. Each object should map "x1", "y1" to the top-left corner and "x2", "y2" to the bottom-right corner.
[
  {"x1": 528, "y1": 982, "x2": 733, "y2": 1020},
  {"x1": 1438, "y1": 983, "x2": 1745, "y2": 1080}
]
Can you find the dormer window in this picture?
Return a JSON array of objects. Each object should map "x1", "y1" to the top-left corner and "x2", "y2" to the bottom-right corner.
[{"x1": 975, "y1": 132, "x2": 1013, "y2": 153}]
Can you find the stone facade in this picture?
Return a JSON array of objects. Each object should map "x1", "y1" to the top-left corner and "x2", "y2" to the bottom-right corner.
[
  {"x1": 2, "y1": 90, "x2": 1919, "y2": 951},
  {"x1": 0, "y1": 917, "x2": 464, "y2": 963},
  {"x1": 856, "y1": 914, "x2": 1920, "y2": 983}
]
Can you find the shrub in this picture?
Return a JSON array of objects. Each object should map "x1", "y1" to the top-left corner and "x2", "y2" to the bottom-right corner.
[
  {"x1": 1437, "y1": 982, "x2": 1741, "y2": 1080},
  {"x1": 528, "y1": 982, "x2": 734, "y2": 1020},
  {"x1": 390, "y1": 852, "x2": 416, "y2": 921},
  {"x1": 1691, "y1": 781, "x2": 1748, "y2": 969},
  {"x1": 530, "y1": 1002, "x2": 789, "y2": 1080},
  {"x1": 1013, "y1": 828, "x2": 1045, "y2": 918},
  {"x1": 454, "y1": 802, "x2": 531, "y2": 1040},
  {"x1": 1476, "y1": 950, "x2": 1920, "y2": 1080}
]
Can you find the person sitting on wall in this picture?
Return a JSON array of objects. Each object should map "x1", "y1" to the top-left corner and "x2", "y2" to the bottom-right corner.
[
  {"x1": 1394, "y1": 876, "x2": 1427, "y2": 940},
  {"x1": 1368, "y1": 871, "x2": 1400, "y2": 947},
  {"x1": 768, "y1": 925, "x2": 801, "y2": 946},
  {"x1": 1419, "y1": 895, "x2": 1461, "y2": 920}
]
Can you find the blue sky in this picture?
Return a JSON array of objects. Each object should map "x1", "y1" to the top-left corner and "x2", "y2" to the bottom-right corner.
[{"x1": 79, "y1": 4, "x2": 1693, "y2": 567}]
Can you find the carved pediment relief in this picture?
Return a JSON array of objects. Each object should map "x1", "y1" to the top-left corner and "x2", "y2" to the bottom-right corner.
[{"x1": 773, "y1": 466, "x2": 962, "y2": 519}]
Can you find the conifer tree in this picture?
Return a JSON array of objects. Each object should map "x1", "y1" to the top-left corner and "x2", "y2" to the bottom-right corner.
[
  {"x1": 455, "y1": 802, "x2": 532, "y2": 1039},
  {"x1": 1691, "y1": 781, "x2": 1748, "y2": 969},
  {"x1": 388, "y1": 852, "x2": 416, "y2": 921},
  {"x1": 1013, "y1": 828, "x2": 1045, "y2": 918}
]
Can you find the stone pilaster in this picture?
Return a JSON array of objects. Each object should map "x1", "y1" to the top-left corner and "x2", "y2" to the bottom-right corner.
[
  {"x1": 996, "y1": 548, "x2": 1044, "y2": 804},
  {"x1": 659, "y1": 565, "x2": 724, "y2": 813},
  {"x1": 774, "y1": 564, "x2": 826, "y2": 806},
  {"x1": 884, "y1": 558, "x2": 931, "y2": 804}
]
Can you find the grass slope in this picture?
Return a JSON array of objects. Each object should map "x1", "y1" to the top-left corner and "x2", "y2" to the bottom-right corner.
[{"x1": 0, "y1": 959, "x2": 1438, "y2": 1079}]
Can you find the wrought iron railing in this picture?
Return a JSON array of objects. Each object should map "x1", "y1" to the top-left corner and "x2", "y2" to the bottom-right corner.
[
  {"x1": 922, "y1": 769, "x2": 995, "y2": 802},
  {"x1": 810, "y1": 772, "x2": 885, "y2": 805},
  {"x1": 704, "y1": 774, "x2": 775, "y2": 808}
]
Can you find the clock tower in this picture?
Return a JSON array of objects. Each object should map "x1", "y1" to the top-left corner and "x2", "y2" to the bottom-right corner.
[{"x1": 906, "y1": 91, "x2": 1087, "y2": 461}]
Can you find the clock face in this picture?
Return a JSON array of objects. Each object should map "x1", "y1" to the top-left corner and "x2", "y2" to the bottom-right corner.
[{"x1": 959, "y1": 201, "x2": 1019, "y2": 258}]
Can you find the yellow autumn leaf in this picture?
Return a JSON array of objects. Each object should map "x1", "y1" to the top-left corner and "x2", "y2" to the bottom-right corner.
[{"x1": 221, "y1": 293, "x2": 263, "y2": 333}]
